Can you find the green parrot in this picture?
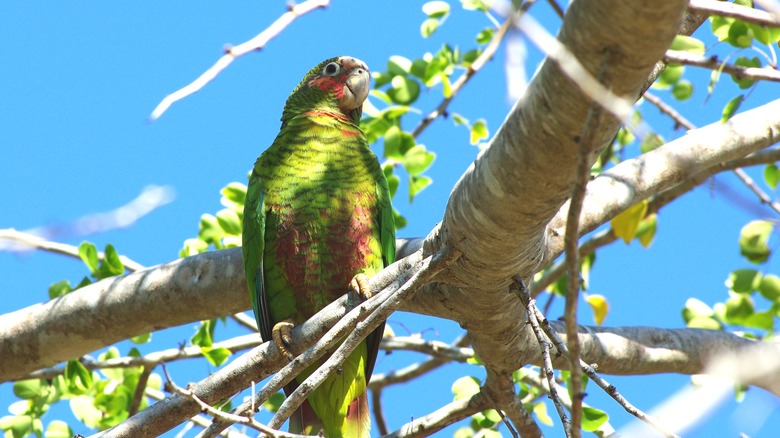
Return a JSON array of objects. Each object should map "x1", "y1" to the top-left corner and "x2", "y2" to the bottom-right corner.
[{"x1": 242, "y1": 56, "x2": 395, "y2": 437}]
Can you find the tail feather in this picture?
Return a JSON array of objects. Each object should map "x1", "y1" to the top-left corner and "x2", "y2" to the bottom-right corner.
[{"x1": 344, "y1": 392, "x2": 370, "y2": 438}]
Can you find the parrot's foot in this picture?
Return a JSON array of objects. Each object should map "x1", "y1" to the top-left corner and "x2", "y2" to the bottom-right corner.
[
  {"x1": 272, "y1": 319, "x2": 296, "y2": 361},
  {"x1": 350, "y1": 273, "x2": 372, "y2": 300}
]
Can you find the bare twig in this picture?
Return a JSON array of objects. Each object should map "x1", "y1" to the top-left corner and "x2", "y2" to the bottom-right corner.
[
  {"x1": 411, "y1": 11, "x2": 518, "y2": 138},
  {"x1": 370, "y1": 334, "x2": 471, "y2": 389},
  {"x1": 129, "y1": 365, "x2": 152, "y2": 416},
  {"x1": 664, "y1": 50, "x2": 780, "y2": 83},
  {"x1": 526, "y1": 301, "x2": 680, "y2": 438},
  {"x1": 144, "y1": 388, "x2": 247, "y2": 438},
  {"x1": 688, "y1": 0, "x2": 780, "y2": 26},
  {"x1": 19, "y1": 334, "x2": 260, "y2": 381},
  {"x1": 371, "y1": 387, "x2": 389, "y2": 436},
  {"x1": 384, "y1": 392, "x2": 489, "y2": 438},
  {"x1": 379, "y1": 336, "x2": 473, "y2": 361},
  {"x1": 512, "y1": 277, "x2": 571, "y2": 436},
  {"x1": 268, "y1": 247, "x2": 459, "y2": 430},
  {"x1": 0, "y1": 228, "x2": 146, "y2": 272},
  {"x1": 161, "y1": 364, "x2": 302, "y2": 437},
  {"x1": 561, "y1": 55, "x2": 610, "y2": 437},
  {"x1": 645, "y1": 91, "x2": 780, "y2": 216},
  {"x1": 149, "y1": 0, "x2": 331, "y2": 121}
]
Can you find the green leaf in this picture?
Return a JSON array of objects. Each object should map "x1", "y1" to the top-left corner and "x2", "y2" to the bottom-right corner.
[
  {"x1": 44, "y1": 420, "x2": 72, "y2": 438},
  {"x1": 100, "y1": 244, "x2": 125, "y2": 277},
  {"x1": 452, "y1": 376, "x2": 481, "y2": 401},
  {"x1": 263, "y1": 392, "x2": 285, "y2": 413},
  {"x1": 220, "y1": 182, "x2": 247, "y2": 211},
  {"x1": 13, "y1": 380, "x2": 42, "y2": 400},
  {"x1": 724, "y1": 293, "x2": 755, "y2": 324},
  {"x1": 65, "y1": 360, "x2": 93, "y2": 390},
  {"x1": 727, "y1": 20, "x2": 754, "y2": 48},
  {"x1": 670, "y1": 35, "x2": 706, "y2": 54},
  {"x1": 452, "y1": 113, "x2": 469, "y2": 126},
  {"x1": 401, "y1": 145, "x2": 436, "y2": 176},
  {"x1": 672, "y1": 80, "x2": 693, "y2": 101},
  {"x1": 48, "y1": 280, "x2": 73, "y2": 299},
  {"x1": 383, "y1": 126, "x2": 415, "y2": 160},
  {"x1": 409, "y1": 175, "x2": 433, "y2": 202},
  {"x1": 722, "y1": 95, "x2": 744, "y2": 123},
  {"x1": 739, "y1": 220, "x2": 772, "y2": 264},
  {"x1": 469, "y1": 119, "x2": 488, "y2": 145},
  {"x1": 461, "y1": 0, "x2": 490, "y2": 12},
  {"x1": 581, "y1": 406, "x2": 609, "y2": 432},
  {"x1": 731, "y1": 56, "x2": 761, "y2": 89},
  {"x1": 393, "y1": 209, "x2": 407, "y2": 230},
  {"x1": 387, "y1": 56, "x2": 412, "y2": 77},
  {"x1": 765, "y1": 164, "x2": 780, "y2": 190},
  {"x1": 639, "y1": 132, "x2": 664, "y2": 153},
  {"x1": 615, "y1": 126, "x2": 635, "y2": 147},
  {"x1": 78, "y1": 241, "x2": 99, "y2": 275},
  {"x1": 216, "y1": 209, "x2": 242, "y2": 235},
  {"x1": 710, "y1": 15, "x2": 732, "y2": 41},
  {"x1": 410, "y1": 59, "x2": 429, "y2": 79},
  {"x1": 653, "y1": 65, "x2": 684, "y2": 89},
  {"x1": 687, "y1": 316, "x2": 723, "y2": 330},
  {"x1": 726, "y1": 269, "x2": 762, "y2": 294},
  {"x1": 191, "y1": 320, "x2": 215, "y2": 348},
  {"x1": 636, "y1": 213, "x2": 657, "y2": 248},
  {"x1": 422, "y1": 1, "x2": 450, "y2": 19},
  {"x1": 201, "y1": 347, "x2": 232, "y2": 367},
  {"x1": 682, "y1": 298, "x2": 714, "y2": 323},
  {"x1": 387, "y1": 76, "x2": 421, "y2": 105},
  {"x1": 759, "y1": 274, "x2": 780, "y2": 302},
  {"x1": 130, "y1": 332, "x2": 151, "y2": 344},
  {"x1": 0, "y1": 415, "x2": 36, "y2": 438},
  {"x1": 70, "y1": 395, "x2": 102, "y2": 428},
  {"x1": 421, "y1": 18, "x2": 439, "y2": 37},
  {"x1": 743, "y1": 310, "x2": 775, "y2": 330},
  {"x1": 476, "y1": 27, "x2": 494, "y2": 44},
  {"x1": 611, "y1": 200, "x2": 648, "y2": 243}
]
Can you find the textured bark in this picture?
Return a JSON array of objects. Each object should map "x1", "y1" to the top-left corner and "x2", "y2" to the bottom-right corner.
[{"x1": 429, "y1": 0, "x2": 688, "y2": 374}]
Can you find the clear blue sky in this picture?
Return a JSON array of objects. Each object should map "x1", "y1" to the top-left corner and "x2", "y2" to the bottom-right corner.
[{"x1": 2, "y1": 1, "x2": 779, "y2": 437}]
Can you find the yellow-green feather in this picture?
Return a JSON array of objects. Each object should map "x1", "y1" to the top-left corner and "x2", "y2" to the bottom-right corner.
[{"x1": 242, "y1": 57, "x2": 394, "y2": 437}]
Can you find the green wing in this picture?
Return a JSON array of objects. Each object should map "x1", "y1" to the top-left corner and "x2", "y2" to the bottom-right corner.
[{"x1": 242, "y1": 174, "x2": 271, "y2": 342}]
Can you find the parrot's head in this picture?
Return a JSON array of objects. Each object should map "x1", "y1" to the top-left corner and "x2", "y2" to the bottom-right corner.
[{"x1": 283, "y1": 56, "x2": 370, "y2": 124}]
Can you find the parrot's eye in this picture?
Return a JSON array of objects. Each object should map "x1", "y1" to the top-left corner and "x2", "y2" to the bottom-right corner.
[{"x1": 323, "y1": 62, "x2": 340, "y2": 76}]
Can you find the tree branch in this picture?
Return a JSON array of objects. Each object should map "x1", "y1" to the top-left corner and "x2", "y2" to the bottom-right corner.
[
  {"x1": 664, "y1": 50, "x2": 780, "y2": 84},
  {"x1": 688, "y1": 0, "x2": 780, "y2": 26},
  {"x1": 148, "y1": 0, "x2": 331, "y2": 121}
]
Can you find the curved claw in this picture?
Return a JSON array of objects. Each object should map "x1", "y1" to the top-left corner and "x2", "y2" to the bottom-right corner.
[
  {"x1": 350, "y1": 273, "x2": 372, "y2": 300},
  {"x1": 272, "y1": 319, "x2": 295, "y2": 361}
]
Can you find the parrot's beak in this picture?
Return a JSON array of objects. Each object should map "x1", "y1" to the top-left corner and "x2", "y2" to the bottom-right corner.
[{"x1": 342, "y1": 58, "x2": 370, "y2": 110}]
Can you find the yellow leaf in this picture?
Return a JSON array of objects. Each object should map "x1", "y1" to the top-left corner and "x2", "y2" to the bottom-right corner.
[
  {"x1": 585, "y1": 294, "x2": 609, "y2": 326},
  {"x1": 636, "y1": 213, "x2": 657, "y2": 248},
  {"x1": 611, "y1": 200, "x2": 649, "y2": 244},
  {"x1": 533, "y1": 401, "x2": 554, "y2": 426}
]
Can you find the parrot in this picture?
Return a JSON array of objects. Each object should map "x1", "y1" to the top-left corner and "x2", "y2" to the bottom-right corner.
[{"x1": 242, "y1": 56, "x2": 395, "y2": 437}]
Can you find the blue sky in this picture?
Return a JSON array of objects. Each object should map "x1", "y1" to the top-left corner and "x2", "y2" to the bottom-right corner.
[{"x1": 2, "y1": 1, "x2": 779, "y2": 437}]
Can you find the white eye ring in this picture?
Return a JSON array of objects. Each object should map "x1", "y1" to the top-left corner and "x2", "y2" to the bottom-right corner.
[{"x1": 323, "y1": 62, "x2": 340, "y2": 76}]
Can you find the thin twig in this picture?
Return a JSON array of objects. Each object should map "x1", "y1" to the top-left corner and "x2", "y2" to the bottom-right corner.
[
  {"x1": 562, "y1": 54, "x2": 609, "y2": 437},
  {"x1": 687, "y1": 0, "x2": 780, "y2": 26},
  {"x1": 161, "y1": 364, "x2": 304, "y2": 438},
  {"x1": 149, "y1": 0, "x2": 331, "y2": 121},
  {"x1": 371, "y1": 387, "x2": 389, "y2": 436},
  {"x1": 645, "y1": 91, "x2": 780, "y2": 216},
  {"x1": 129, "y1": 365, "x2": 152, "y2": 416},
  {"x1": 411, "y1": 11, "x2": 518, "y2": 138},
  {"x1": 370, "y1": 334, "x2": 471, "y2": 389},
  {"x1": 512, "y1": 277, "x2": 571, "y2": 436},
  {"x1": 384, "y1": 392, "x2": 489, "y2": 438},
  {"x1": 525, "y1": 303, "x2": 680, "y2": 438},
  {"x1": 664, "y1": 50, "x2": 780, "y2": 83},
  {"x1": 19, "y1": 334, "x2": 260, "y2": 381},
  {"x1": 144, "y1": 388, "x2": 246, "y2": 438},
  {"x1": 0, "y1": 228, "x2": 145, "y2": 272},
  {"x1": 269, "y1": 248, "x2": 459, "y2": 429}
]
